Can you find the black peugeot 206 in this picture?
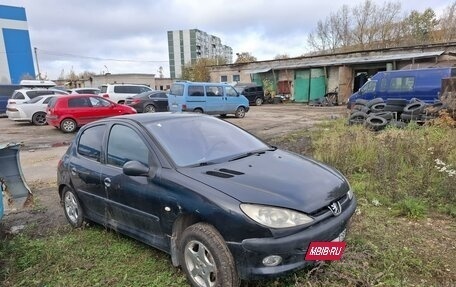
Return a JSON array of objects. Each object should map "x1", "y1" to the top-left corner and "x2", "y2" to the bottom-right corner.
[{"x1": 57, "y1": 112, "x2": 357, "y2": 287}]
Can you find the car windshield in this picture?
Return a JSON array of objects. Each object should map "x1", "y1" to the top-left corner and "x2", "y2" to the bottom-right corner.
[
  {"x1": 145, "y1": 116, "x2": 269, "y2": 167},
  {"x1": 133, "y1": 91, "x2": 153, "y2": 98}
]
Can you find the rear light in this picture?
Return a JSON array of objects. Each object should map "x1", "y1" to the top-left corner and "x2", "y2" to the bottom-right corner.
[
  {"x1": 132, "y1": 99, "x2": 141, "y2": 104},
  {"x1": 182, "y1": 104, "x2": 187, "y2": 110},
  {"x1": 102, "y1": 94, "x2": 109, "y2": 98},
  {"x1": 9, "y1": 101, "x2": 16, "y2": 104}
]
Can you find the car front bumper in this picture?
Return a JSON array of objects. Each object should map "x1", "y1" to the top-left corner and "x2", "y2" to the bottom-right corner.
[{"x1": 227, "y1": 196, "x2": 357, "y2": 279}]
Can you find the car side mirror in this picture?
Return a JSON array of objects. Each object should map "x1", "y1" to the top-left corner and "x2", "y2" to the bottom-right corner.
[{"x1": 123, "y1": 161, "x2": 150, "y2": 177}]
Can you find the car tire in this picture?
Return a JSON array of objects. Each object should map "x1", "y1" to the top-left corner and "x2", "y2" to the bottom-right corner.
[
  {"x1": 144, "y1": 104, "x2": 156, "y2": 113},
  {"x1": 366, "y1": 98, "x2": 384, "y2": 108},
  {"x1": 62, "y1": 187, "x2": 84, "y2": 228},
  {"x1": 235, "y1": 107, "x2": 246, "y2": 118},
  {"x1": 365, "y1": 115, "x2": 388, "y2": 131},
  {"x1": 179, "y1": 223, "x2": 240, "y2": 287},
  {"x1": 193, "y1": 108, "x2": 203, "y2": 113},
  {"x1": 32, "y1": 112, "x2": 47, "y2": 126},
  {"x1": 254, "y1": 97, "x2": 263, "y2": 106},
  {"x1": 60, "y1": 118, "x2": 77, "y2": 133}
]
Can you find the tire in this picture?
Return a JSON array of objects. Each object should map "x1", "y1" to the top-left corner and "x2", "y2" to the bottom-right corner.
[
  {"x1": 179, "y1": 223, "x2": 240, "y2": 287},
  {"x1": 370, "y1": 103, "x2": 386, "y2": 112},
  {"x1": 144, "y1": 104, "x2": 156, "y2": 113},
  {"x1": 254, "y1": 97, "x2": 263, "y2": 106},
  {"x1": 365, "y1": 115, "x2": 388, "y2": 131},
  {"x1": 373, "y1": 111, "x2": 393, "y2": 121},
  {"x1": 62, "y1": 187, "x2": 84, "y2": 228},
  {"x1": 235, "y1": 107, "x2": 246, "y2": 118},
  {"x1": 348, "y1": 111, "x2": 368, "y2": 125},
  {"x1": 355, "y1": 99, "x2": 368, "y2": 106},
  {"x1": 60, "y1": 118, "x2": 77, "y2": 133},
  {"x1": 366, "y1": 98, "x2": 384, "y2": 108},
  {"x1": 193, "y1": 108, "x2": 203, "y2": 114},
  {"x1": 32, "y1": 112, "x2": 47, "y2": 126},
  {"x1": 403, "y1": 102, "x2": 426, "y2": 115}
]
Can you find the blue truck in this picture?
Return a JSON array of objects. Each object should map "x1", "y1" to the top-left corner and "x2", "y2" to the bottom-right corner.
[
  {"x1": 347, "y1": 67, "x2": 456, "y2": 107},
  {"x1": 0, "y1": 84, "x2": 21, "y2": 115}
]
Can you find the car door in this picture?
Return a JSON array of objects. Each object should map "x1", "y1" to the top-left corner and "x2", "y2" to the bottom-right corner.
[
  {"x1": 100, "y1": 123, "x2": 167, "y2": 249},
  {"x1": 69, "y1": 124, "x2": 107, "y2": 221},
  {"x1": 67, "y1": 97, "x2": 93, "y2": 124},
  {"x1": 224, "y1": 85, "x2": 242, "y2": 113},
  {"x1": 149, "y1": 92, "x2": 168, "y2": 112},
  {"x1": 205, "y1": 85, "x2": 223, "y2": 114},
  {"x1": 88, "y1": 96, "x2": 118, "y2": 121}
]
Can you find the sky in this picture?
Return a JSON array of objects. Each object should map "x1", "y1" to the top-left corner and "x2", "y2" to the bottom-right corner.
[{"x1": 1, "y1": 0, "x2": 452, "y2": 79}]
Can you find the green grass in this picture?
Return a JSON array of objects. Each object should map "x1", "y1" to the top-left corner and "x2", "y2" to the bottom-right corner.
[{"x1": 1, "y1": 119, "x2": 455, "y2": 286}]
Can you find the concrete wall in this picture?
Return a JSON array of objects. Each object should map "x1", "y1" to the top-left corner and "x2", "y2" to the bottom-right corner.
[{"x1": 155, "y1": 78, "x2": 173, "y2": 91}]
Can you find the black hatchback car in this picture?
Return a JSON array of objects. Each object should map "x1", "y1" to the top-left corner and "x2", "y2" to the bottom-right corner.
[
  {"x1": 57, "y1": 113, "x2": 356, "y2": 286},
  {"x1": 125, "y1": 90, "x2": 168, "y2": 113},
  {"x1": 234, "y1": 83, "x2": 265, "y2": 106}
]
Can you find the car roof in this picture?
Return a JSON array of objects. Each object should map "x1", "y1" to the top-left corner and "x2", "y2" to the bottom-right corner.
[{"x1": 99, "y1": 112, "x2": 207, "y2": 125}]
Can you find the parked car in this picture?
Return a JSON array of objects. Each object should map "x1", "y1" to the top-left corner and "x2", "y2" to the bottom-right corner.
[
  {"x1": 347, "y1": 67, "x2": 456, "y2": 108},
  {"x1": 57, "y1": 113, "x2": 356, "y2": 286},
  {"x1": 168, "y1": 81, "x2": 249, "y2": 118},
  {"x1": 234, "y1": 83, "x2": 265, "y2": 106},
  {"x1": 125, "y1": 90, "x2": 168, "y2": 113},
  {"x1": 99, "y1": 84, "x2": 152, "y2": 104},
  {"x1": 7, "y1": 95, "x2": 58, "y2": 125},
  {"x1": 7, "y1": 88, "x2": 68, "y2": 107},
  {"x1": 69, "y1": 88, "x2": 100, "y2": 94},
  {"x1": 46, "y1": 94, "x2": 136, "y2": 133}
]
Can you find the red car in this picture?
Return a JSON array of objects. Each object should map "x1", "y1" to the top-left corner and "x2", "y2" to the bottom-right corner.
[{"x1": 46, "y1": 94, "x2": 136, "y2": 133}]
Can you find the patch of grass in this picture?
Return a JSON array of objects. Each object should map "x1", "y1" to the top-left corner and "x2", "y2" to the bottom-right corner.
[{"x1": 394, "y1": 197, "x2": 428, "y2": 219}]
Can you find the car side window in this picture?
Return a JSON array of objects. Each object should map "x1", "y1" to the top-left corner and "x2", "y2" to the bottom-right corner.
[
  {"x1": 107, "y1": 125, "x2": 149, "y2": 168},
  {"x1": 188, "y1": 85, "x2": 204, "y2": 97},
  {"x1": 68, "y1": 97, "x2": 91, "y2": 108},
  {"x1": 205, "y1": 86, "x2": 223, "y2": 97},
  {"x1": 89, "y1": 97, "x2": 111, "y2": 107},
  {"x1": 77, "y1": 125, "x2": 105, "y2": 162},
  {"x1": 225, "y1": 86, "x2": 238, "y2": 97},
  {"x1": 43, "y1": 96, "x2": 55, "y2": 104}
]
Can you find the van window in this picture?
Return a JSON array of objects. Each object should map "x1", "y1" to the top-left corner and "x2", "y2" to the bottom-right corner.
[
  {"x1": 188, "y1": 85, "x2": 204, "y2": 97},
  {"x1": 380, "y1": 78, "x2": 387, "y2": 92},
  {"x1": 360, "y1": 80, "x2": 376, "y2": 93},
  {"x1": 389, "y1": 77, "x2": 415, "y2": 91},
  {"x1": 205, "y1": 86, "x2": 223, "y2": 97},
  {"x1": 170, "y1": 84, "x2": 184, "y2": 96},
  {"x1": 225, "y1": 86, "x2": 238, "y2": 97},
  {"x1": 113, "y1": 85, "x2": 149, "y2": 94}
]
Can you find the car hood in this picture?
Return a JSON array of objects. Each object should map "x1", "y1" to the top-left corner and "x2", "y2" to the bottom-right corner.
[{"x1": 177, "y1": 149, "x2": 349, "y2": 213}]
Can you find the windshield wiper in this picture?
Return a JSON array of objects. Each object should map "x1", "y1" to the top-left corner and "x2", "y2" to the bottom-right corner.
[{"x1": 229, "y1": 150, "x2": 267, "y2": 162}]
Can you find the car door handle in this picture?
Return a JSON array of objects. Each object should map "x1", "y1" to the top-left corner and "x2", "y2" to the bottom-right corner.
[
  {"x1": 71, "y1": 167, "x2": 77, "y2": 176},
  {"x1": 104, "y1": 177, "x2": 111, "y2": 188}
]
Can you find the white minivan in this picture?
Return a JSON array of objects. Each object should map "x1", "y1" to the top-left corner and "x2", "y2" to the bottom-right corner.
[{"x1": 99, "y1": 84, "x2": 152, "y2": 104}]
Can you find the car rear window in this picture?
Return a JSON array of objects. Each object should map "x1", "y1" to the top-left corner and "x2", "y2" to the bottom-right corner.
[
  {"x1": 12, "y1": 91, "x2": 25, "y2": 100},
  {"x1": 170, "y1": 84, "x2": 184, "y2": 96}
]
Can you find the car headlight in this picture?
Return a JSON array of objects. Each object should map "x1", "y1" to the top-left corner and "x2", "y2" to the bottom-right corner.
[
  {"x1": 347, "y1": 189, "x2": 354, "y2": 200},
  {"x1": 240, "y1": 204, "x2": 314, "y2": 228}
]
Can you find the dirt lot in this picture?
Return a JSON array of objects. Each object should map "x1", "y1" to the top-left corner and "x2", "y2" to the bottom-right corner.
[{"x1": 0, "y1": 104, "x2": 347, "y2": 234}]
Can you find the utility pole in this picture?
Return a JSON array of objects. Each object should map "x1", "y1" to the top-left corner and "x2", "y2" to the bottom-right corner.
[{"x1": 34, "y1": 47, "x2": 42, "y2": 80}]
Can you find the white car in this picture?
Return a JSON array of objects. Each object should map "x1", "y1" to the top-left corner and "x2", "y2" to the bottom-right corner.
[
  {"x1": 8, "y1": 88, "x2": 68, "y2": 106},
  {"x1": 69, "y1": 88, "x2": 100, "y2": 94},
  {"x1": 99, "y1": 84, "x2": 152, "y2": 104},
  {"x1": 7, "y1": 94, "x2": 58, "y2": 125}
]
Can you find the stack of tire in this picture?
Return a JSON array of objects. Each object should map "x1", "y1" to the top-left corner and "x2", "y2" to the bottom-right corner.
[
  {"x1": 348, "y1": 98, "x2": 408, "y2": 130},
  {"x1": 400, "y1": 99, "x2": 445, "y2": 122}
]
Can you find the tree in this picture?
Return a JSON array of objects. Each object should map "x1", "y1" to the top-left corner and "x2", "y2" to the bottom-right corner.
[
  {"x1": 234, "y1": 52, "x2": 257, "y2": 63},
  {"x1": 181, "y1": 58, "x2": 216, "y2": 82},
  {"x1": 274, "y1": 54, "x2": 290, "y2": 60},
  {"x1": 437, "y1": 1, "x2": 456, "y2": 42},
  {"x1": 403, "y1": 8, "x2": 439, "y2": 44}
]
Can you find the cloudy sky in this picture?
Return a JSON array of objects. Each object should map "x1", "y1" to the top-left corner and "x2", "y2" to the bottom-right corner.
[{"x1": 2, "y1": 0, "x2": 452, "y2": 79}]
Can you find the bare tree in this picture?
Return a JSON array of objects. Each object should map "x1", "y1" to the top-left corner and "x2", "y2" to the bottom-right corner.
[
  {"x1": 352, "y1": 0, "x2": 378, "y2": 49},
  {"x1": 274, "y1": 54, "x2": 290, "y2": 60},
  {"x1": 438, "y1": 1, "x2": 456, "y2": 42}
]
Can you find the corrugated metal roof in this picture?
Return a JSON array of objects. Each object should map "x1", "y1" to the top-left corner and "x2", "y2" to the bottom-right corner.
[{"x1": 251, "y1": 51, "x2": 445, "y2": 72}]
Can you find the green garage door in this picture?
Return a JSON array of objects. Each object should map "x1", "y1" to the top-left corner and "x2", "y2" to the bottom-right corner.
[
  {"x1": 294, "y1": 69, "x2": 326, "y2": 102},
  {"x1": 310, "y1": 68, "x2": 326, "y2": 101},
  {"x1": 294, "y1": 70, "x2": 310, "y2": 102}
]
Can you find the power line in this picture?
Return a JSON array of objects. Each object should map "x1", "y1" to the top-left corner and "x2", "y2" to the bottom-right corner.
[{"x1": 36, "y1": 48, "x2": 169, "y2": 63}]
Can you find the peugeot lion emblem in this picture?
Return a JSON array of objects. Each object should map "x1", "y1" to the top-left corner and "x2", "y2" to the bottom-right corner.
[{"x1": 328, "y1": 201, "x2": 342, "y2": 216}]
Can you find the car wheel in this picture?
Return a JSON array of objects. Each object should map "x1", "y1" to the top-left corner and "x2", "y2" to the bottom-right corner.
[
  {"x1": 179, "y1": 223, "x2": 240, "y2": 287},
  {"x1": 60, "y1": 118, "x2": 77, "y2": 133},
  {"x1": 235, "y1": 107, "x2": 246, "y2": 118},
  {"x1": 32, "y1": 112, "x2": 47, "y2": 126},
  {"x1": 255, "y1": 97, "x2": 263, "y2": 106},
  {"x1": 193, "y1": 108, "x2": 203, "y2": 113},
  {"x1": 144, "y1": 104, "x2": 156, "y2": 113},
  {"x1": 62, "y1": 187, "x2": 84, "y2": 228}
]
